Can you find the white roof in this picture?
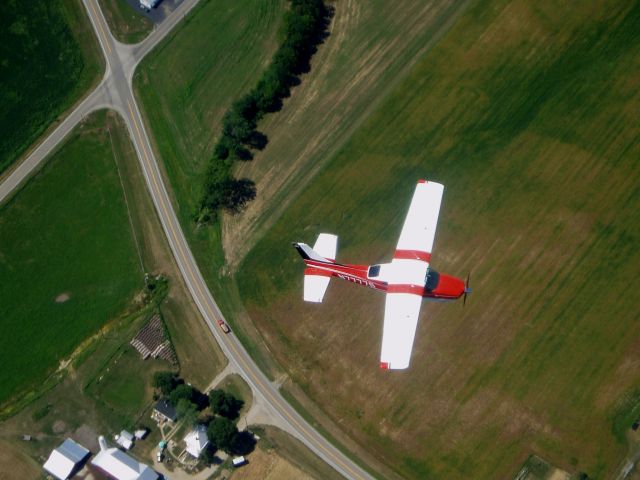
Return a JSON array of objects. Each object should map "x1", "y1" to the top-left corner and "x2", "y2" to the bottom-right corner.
[
  {"x1": 92, "y1": 447, "x2": 158, "y2": 480},
  {"x1": 44, "y1": 450, "x2": 76, "y2": 480},
  {"x1": 380, "y1": 181, "x2": 444, "y2": 370},
  {"x1": 116, "y1": 431, "x2": 133, "y2": 450},
  {"x1": 43, "y1": 438, "x2": 89, "y2": 480},
  {"x1": 232, "y1": 456, "x2": 246, "y2": 466},
  {"x1": 184, "y1": 425, "x2": 209, "y2": 458}
]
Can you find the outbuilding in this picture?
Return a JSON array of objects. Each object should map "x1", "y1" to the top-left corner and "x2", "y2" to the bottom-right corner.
[
  {"x1": 91, "y1": 436, "x2": 158, "y2": 480},
  {"x1": 116, "y1": 430, "x2": 134, "y2": 450},
  {"x1": 43, "y1": 438, "x2": 90, "y2": 480}
]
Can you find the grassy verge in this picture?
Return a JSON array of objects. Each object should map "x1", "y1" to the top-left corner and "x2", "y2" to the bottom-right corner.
[
  {"x1": 250, "y1": 425, "x2": 345, "y2": 480},
  {"x1": 238, "y1": 0, "x2": 640, "y2": 478},
  {"x1": 106, "y1": 108, "x2": 227, "y2": 389},
  {"x1": 0, "y1": 0, "x2": 103, "y2": 175},
  {"x1": 99, "y1": 0, "x2": 153, "y2": 44},
  {"x1": 0, "y1": 110, "x2": 142, "y2": 406},
  {"x1": 133, "y1": 0, "x2": 286, "y2": 378}
]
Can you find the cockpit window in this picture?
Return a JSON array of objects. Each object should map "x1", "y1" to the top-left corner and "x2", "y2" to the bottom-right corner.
[
  {"x1": 425, "y1": 269, "x2": 440, "y2": 291},
  {"x1": 368, "y1": 265, "x2": 381, "y2": 278}
]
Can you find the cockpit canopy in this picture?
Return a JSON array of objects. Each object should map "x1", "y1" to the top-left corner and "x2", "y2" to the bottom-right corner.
[
  {"x1": 368, "y1": 265, "x2": 381, "y2": 278},
  {"x1": 425, "y1": 269, "x2": 440, "y2": 291}
]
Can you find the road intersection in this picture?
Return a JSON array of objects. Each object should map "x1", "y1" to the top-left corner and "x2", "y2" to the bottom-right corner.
[{"x1": 0, "y1": 1, "x2": 374, "y2": 479}]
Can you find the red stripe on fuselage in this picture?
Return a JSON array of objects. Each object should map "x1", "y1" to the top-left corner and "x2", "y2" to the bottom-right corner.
[
  {"x1": 394, "y1": 250, "x2": 431, "y2": 262},
  {"x1": 304, "y1": 267, "x2": 332, "y2": 277}
]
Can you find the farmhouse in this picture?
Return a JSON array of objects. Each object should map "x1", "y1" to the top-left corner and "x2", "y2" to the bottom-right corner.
[
  {"x1": 43, "y1": 438, "x2": 90, "y2": 480},
  {"x1": 91, "y1": 436, "x2": 158, "y2": 480},
  {"x1": 151, "y1": 398, "x2": 177, "y2": 424},
  {"x1": 184, "y1": 424, "x2": 209, "y2": 458}
]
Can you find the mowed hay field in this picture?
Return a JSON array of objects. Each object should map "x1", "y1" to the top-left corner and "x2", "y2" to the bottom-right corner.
[
  {"x1": 0, "y1": 111, "x2": 142, "y2": 406},
  {"x1": 238, "y1": 1, "x2": 640, "y2": 478},
  {"x1": 0, "y1": 0, "x2": 102, "y2": 175},
  {"x1": 134, "y1": 0, "x2": 284, "y2": 238},
  {"x1": 224, "y1": 0, "x2": 467, "y2": 268}
]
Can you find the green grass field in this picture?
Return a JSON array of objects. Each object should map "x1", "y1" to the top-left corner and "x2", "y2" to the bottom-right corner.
[
  {"x1": 0, "y1": 111, "x2": 142, "y2": 406},
  {"x1": 0, "y1": 0, "x2": 103, "y2": 175},
  {"x1": 99, "y1": 0, "x2": 153, "y2": 44},
  {"x1": 238, "y1": 0, "x2": 640, "y2": 478},
  {"x1": 133, "y1": 0, "x2": 469, "y2": 387},
  {"x1": 133, "y1": 0, "x2": 287, "y2": 375}
]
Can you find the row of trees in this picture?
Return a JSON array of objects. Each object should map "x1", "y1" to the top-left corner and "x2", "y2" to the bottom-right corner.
[{"x1": 196, "y1": 0, "x2": 331, "y2": 223}]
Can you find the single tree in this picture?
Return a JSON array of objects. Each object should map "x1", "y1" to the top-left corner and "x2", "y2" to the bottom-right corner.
[
  {"x1": 152, "y1": 371, "x2": 177, "y2": 396},
  {"x1": 169, "y1": 384, "x2": 194, "y2": 406},
  {"x1": 176, "y1": 398, "x2": 198, "y2": 426},
  {"x1": 207, "y1": 417, "x2": 238, "y2": 453}
]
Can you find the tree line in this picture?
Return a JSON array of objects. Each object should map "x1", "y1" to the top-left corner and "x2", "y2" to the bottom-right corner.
[{"x1": 196, "y1": 0, "x2": 331, "y2": 224}]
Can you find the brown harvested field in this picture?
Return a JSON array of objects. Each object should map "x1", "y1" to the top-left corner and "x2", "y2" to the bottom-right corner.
[
  {"x1": 0, "y1": 440, "x2": 40, "y2": 480},
  {"x1": 237, "y1": 0, "x2": 640, "y2": 478},
  {"x1": 223, "y1": 0, "x2": 469, "y2": 269},
  {"x1": 230, "y1": 447, "x2": 312, "y2": 480}
]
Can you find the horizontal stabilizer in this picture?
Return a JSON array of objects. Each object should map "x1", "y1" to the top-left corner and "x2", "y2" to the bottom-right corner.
[{"x1": 304, "y1": 268, "x2": 332, "y2": 302}]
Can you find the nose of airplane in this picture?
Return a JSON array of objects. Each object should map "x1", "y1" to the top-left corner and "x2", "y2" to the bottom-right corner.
[{"x1": 435, "y1": 274, "x2": 466, "y2": 298}]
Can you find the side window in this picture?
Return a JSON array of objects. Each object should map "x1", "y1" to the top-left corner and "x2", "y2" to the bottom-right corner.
[{"x1": 368, "y1": 265, "x2": 381, "y2": 278}]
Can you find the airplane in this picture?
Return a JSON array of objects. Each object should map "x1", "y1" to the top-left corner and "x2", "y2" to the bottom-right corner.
[{"x1": 293, "y1": 180, "x2": 470, "y2": 370}]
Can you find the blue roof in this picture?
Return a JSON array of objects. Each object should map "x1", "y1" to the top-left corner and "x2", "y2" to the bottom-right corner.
[{"x1": 58, "y1": 438, "x2": 90, "y2": 463}]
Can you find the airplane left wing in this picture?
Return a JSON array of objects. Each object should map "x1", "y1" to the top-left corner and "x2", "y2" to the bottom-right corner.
[{"x1": 379, "y1": 292, "x2": 423, "y2": 370}]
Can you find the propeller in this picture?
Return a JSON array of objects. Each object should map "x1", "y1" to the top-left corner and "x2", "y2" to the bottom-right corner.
[{"x1": 463, "y1": 272, "x2": 472, "y2": 306}]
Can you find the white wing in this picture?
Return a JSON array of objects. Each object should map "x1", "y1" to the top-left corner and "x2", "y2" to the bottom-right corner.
[
  {"x1": 380, "y1": 292, "x2": 422, "y2": 369},
  {"x1": 395, "y1": 180, "x2": 444, "y2": 258},
  {"x1": 379, "y1": 180, "x2": 444, "y2": 369}
]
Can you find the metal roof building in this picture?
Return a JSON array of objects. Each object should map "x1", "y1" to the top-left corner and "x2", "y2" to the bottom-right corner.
[
  {"x1": 91, "y1": 436, "x2": 158, "y2": 480},
  {"x1": 43, "y1": 438, "x2": 90, "y2": 480},
  {"x1": 184, "y1": 424, "x2": 209, "y2": 458}
]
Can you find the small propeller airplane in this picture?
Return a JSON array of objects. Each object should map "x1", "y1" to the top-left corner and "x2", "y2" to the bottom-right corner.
[{"x1": 293, "y1": 180, "x2": 470, "y2": 370}]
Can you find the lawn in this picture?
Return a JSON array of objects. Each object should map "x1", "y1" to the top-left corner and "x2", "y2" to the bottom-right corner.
[
  {"x1": 237, "y1": 0, "x2": 640, "y2": 478},
  {"x1": 99, "y1": 0, "x2": 153, "y2": 44},
  {"x1": 0, "y1": 110, "x2": 142, "y2": 406},
  {"x1": 0, "y1": 0, "x2": 103, "y2": 175}
]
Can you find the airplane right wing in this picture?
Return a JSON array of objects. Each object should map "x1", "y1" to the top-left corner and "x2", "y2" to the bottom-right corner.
[
  {"x1": 395, "y1": 180, "x2": 444, "y2": 261},
  {"x1": 379, "y1": 291, "x2": 423, "y2": 370}
]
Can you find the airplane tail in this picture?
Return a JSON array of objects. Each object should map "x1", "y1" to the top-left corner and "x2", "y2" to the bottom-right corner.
[{"x1": 293, "y1": 233, "x2": 338, "y2": 303}]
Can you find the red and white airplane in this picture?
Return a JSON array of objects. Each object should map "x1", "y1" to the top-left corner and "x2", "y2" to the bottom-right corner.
[{"x1": 293, "y1": 180, "x2": 470, "y2": 370}]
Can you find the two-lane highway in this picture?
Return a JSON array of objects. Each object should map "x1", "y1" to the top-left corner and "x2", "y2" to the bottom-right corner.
[{"x1": 0, "y1": 1, "x2": 375, "y2": 479}]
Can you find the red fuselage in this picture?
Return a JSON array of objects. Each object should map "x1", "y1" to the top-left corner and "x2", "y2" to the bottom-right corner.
[{"x1": 303, "y1": 259, "x2": 466, "y2": 300}]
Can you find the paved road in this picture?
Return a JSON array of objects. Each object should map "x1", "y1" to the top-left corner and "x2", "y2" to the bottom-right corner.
[{"x1": 0, "y1": 2, "x2": 375, "y2": 479}]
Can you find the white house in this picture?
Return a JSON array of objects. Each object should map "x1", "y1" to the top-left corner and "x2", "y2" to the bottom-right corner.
[
  {"x1": 91, "y1": 436, "x2": 158, "y2": 480},
  {"x1": 43, "y1": 438, "x2": 90, "y2": 480},
  {"x1": 184, "y1": 424, "x2": 209, "y2": 458}
]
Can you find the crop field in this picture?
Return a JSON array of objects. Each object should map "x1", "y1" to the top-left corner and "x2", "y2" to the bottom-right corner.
[
  {"x1": 238, "y1": 0, "x2": 640, "y2": 478},
  {"x1": 0, "y1": 0, "x2": 102, "y2": 175},
  {"x1": 0, "y1": 111, "x2": 142, "y2": 406}
]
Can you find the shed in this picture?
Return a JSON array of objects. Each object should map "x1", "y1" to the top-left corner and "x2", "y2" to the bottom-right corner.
[
  {"x1": 43, "y1": 438, "x2": 90, "y2": 480},
  {"x1": 116, "y1": 430, "x2": 134, "y2": 450}
]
